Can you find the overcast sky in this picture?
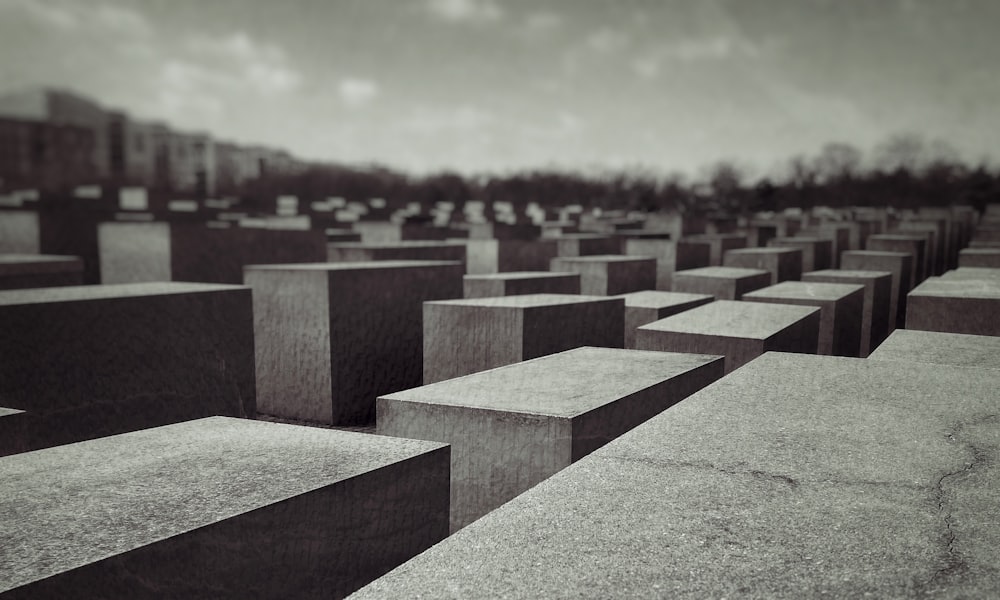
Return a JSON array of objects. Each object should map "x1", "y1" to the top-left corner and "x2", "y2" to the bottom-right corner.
[{"x1": 0, "y1": 0, "x2": 997, "y2": 177}]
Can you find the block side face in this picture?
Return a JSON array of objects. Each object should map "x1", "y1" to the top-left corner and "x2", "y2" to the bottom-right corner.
[
  {"x1": 763, "y1": 307, "x2": 822, "y2": 356},
  {"x1": 463, "y1": 277, "x2": 504, "y2": 299},
  {"x1": 570, "y1": 358, "x2": 724, "y2": 460},
  {"x1": 464, "y1": 239, "x2": 499, "y2": 274},
  {"x1": 246, "y1": 269, "x2": 331, "y2": 423},
  {"x1": 0, "y1": 211, "x2": 40, "y2": 253},
  {"x1": 378, "y1": 400, "x2": 569, "y2": 533},
  {"x1": 423, "y1": 303, "x2": 523, "y2": 384},
  {"x1": 504, "y1": 274, "x2": 580, "y2": 296},
  {"x1": 605, "y1": 258, "x2": 657, "y2": 295},
  {"x1": 671, "y1": 273, "x2": 736, "y2": 300},
  {"x1": 743, "y1": 295, "x2": 835, "y2": 354},
  {"x1": 635, "y1": 329, "x2": 763, "y2": 374},
  {"x1": 327, "y1": 263, "x2": 464, "y2": 422},
  {"x1": 0, "y1": 408, "x2": 30, "y2": 457},
  {"x1": 497, "y1": 240, "x2": 559, "y2": 272},
  {"x1": 98, "y1": 222, "x2": 171, "y2": 284},
  {"x1": 0, "y1": 289, "x2": 256, "y2": 450},
  {"x1": 905, "y1": 295, "x2": 1000, "y2": 336},
  {"x1": 522, "y1": 299, "x2": 624, "y2": 358}
]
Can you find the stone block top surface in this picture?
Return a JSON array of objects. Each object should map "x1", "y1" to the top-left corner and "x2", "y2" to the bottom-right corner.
[
  {"x1": 961, "y1": 248, "x2": 1000, "y2": 255},
  {"x1": 382, "y1": 346, "x2": 721, "y2": 417},
  {"x1": 0, "y1": 417, "x2": 447, "y2": 594},
  {"x1": 725, "y1": 247, "x2": 800, "y2": 256},
  {"x1": 743, "y1": 281, "x2": 864, "y2": 301},
  {"x1": 674, "y1": 266, "x2": 770, "y2": 279},
  {"x1": 804, "y1": 269, "x2": 893, "y2": 280},
  {"x1": 0, "y1": 282, "x2": 247, "y2": 307},
  {"x1": 842, "y1": 250, "x2": 910, "y2": 258},
  {"x1": 869, "y1": 329, "x2": 1000, "y2": 369},
  {"x1": 939, "y1": 267, "x2": 1000, "y2": 281},
  {"x1": 464, "y1": 271, "x2": 577, "y2": 281},
  {"x1": 639, "y1": 300, "x2": 819, "y2": 339},
  {"x1": 0, "y1": 407, "x2": 25, "y2": 417},
  {"x1": 0, "y1": 254, "x2": 83, "y2": 275},
  {"x1": 552, "y1": 254, "x2": 653, "y2": 263},
  {"x1": 617, "y1": 290, "x2": 715, "y2": 309},
  {"x1": 244, "y1": 260, "x2": 461, "y2": 272},
  {"x1": 354, "y1": 352, "x2": 1000, "y2": 598},
  {"x1": 909, "y1": 276, "x2": 1000, "y2": 299},
  {"x1": 425, "y1": 293, "x2": 613, "y2": 309}
]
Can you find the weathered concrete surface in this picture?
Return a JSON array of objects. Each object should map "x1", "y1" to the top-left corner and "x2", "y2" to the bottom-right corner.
[
  {"x1": 938, "y1": 267, "x2": 1000, "y2": 282},
  {"x1": 553, "y1": 234, "x2": 619, "y2": 257},
  {"x1": 959, "y1": 248, "x2": 1000, "y2": 269},
  {"x1": 867, "y1": 234, "x2": 927, "y2": 289},
  {"x1": 743, "y1": 281, "x2": 865, "y2": 356},
  {"x1": 353, "y1": 353, "x2": 1000, "y2": 599},
  {"x1": 327, "y1": 241, "x2": 466, "y2": 265},
  {"x1": 671, "y1": 266, "x2": 772, "y2": 300},
  {"x1": 549, "y1": 255, "x2": 656, "y2": 295},
  {"x1": 245, "y1": 261, "x2": 463, "y2": 425},
  {"x1": 378, "y1": 347, "x2": 723, "y2": 532},
  {"x1": 463, "y1": 271, "x2": 580, "y2": 298},
  {"x1": 636, "y1": 300, "x2": 820, "y2": 373},
  {"x1": 465, "y1": 239, "x2": 558, "y2": 274},
  {"x1": 802, "y1": 269, "x2": 892, "y2": 357},
  {"x1": 841, "y1": 250, "x2": 913, "y2": 330},
  {"x1": 869, "y1": 329, "x2": 1000, "y2": 369},
  {"x1": 423, "y1": 294, "x2": 624, "y2": 383},
  {"x1": 0, "y1": 407, "x2": 28, "y2": 457},
  {"x1": 906, "y1": 276, "x2": 1000, "y2": 336},
  {"x1": 722, "y1": 247, "x2": 803, "y2": 284},
  {"x1": 0, "y1": 417, "x2": 449, "y2": 599},
  {"x1": 0, "y1": 283, "x2": 255, "y2": 450},
  {"x1": 618, "y1": 290, "x2": 715, "y2": 349},
  {"x1": 0, "y1": 254, "x2": 83, "y2": 290},
  {"x1": 678, "y1": 234, "x2": 747, "y2": 266},
  {"x1": 767, "y1": 236, "x2": 833, "y2": 272}
]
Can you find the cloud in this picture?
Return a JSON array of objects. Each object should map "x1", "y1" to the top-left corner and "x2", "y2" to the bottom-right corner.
[
  {"x1": 338, "y1": 78, "x2": 380, "y2": 108},
  {"x1": 586, "y1": 28, "x2": 629, "y2": 54},
  {"x1": 524, "y1": 12, "x2": 562, "y2": 32},
  {"x1": 425, "y1": 0, "x2": 502, "y2": 24},
  {"x1": 1, "y1": 0, "x2": 151, "y2": 37},
  {"x1": 185, "y1": 32, "x2": 302, "y2": 95},
  {"x1": 632, "y1": 35, "x2": 765, "y2": 79}
]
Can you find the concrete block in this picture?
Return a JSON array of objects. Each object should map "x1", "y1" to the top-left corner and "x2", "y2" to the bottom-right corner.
[
  {"x1": 0, "y1": 407, "x2": 29, "y2": 457},
  {"x1": 618, "y1": 291, "x2": 715, "y2": 349},
  {"x1": 549, "y1": 255, "x2": 656, "y2": 295},
  {"x1": 671, "y1": 266, "x2": 771, "y2": 300},
  {"x1": 0, "y1": 210, "x2": 40, "y2": 253},
  {"x1": 841, "y1": 250, "x2": 913, "y2": 330},
  {"x1": 465, "y1": 239, "x2": 558, "y2": 274},
  {"x1": 0, "y1": 254, "x2": 83, "y2": 290},
  {"x1": 906, "y1": 277, "x2": 1000, "y2": 336},
  {"x1": 378, "y1": 347, "x2": 723, "y2": 531},
  {"x1": 327, "y1": 241, "x2": 466, "y2": 265},
  {"x1": 463, "y1": 271, "x2": 580, "y2": 298},
  {"x1": 0, "y1": 283, "x2": 255, "y2": 451},
  {"x1": 898, "y1": 220, "x2": 946, "y2": 276},
  {"x1": 959, "y1": 249, "x2": 1000, "y2": 269},
  {"x1": 743, "y1": 281, "x2": 865, "y2": 356},
  {"x1": 636, "y1": 300, "x2": 820, "y2": 373},
  {"x1": 0, "y1": 417, "x2": 449, "y2": 599},
  {"x1": 802, "y1": 269, "x2": 892, "y2": 357},
  {"x1": 353, "y1": 353, "x2": 1000, "y2": 598},
  {"x1": 678, "y1": 234, "x2": 747, "y2": 266},
  {"x1": 867, "y1": 234, "x2": 926, "y2": 288},
  {"x1": 467, "y1": 223, "x2": 541, "y2": 240},
  {"x1": 245, "y1": 261, "x2": 463, "y2": 425},
  {"x1": 99, "y1": 222, "x2": 326, "y2": 284},
  {"x1": 554, "y1": 234, "x2": 620, "y2": 257},
  {"x1": 722, "y1": 247, "x2": 803, "y2": 284},
  {"x1": 800, "y1": 224, "x2": 851, "y2": 265},
  {"x1": 869, "y1": 329, "x2": 1000, "y2": 369},
  {"x1": 767, "y1": 236, "x2": 833, "y2": 272},
  {"x1": 673, "y1": 238, "x2": 713, "y2": 272},
  {"x1": 352, "y1": 221, "x2": 450, "y2": 243},
  {"x1": 423, "y1": 294, "x2": 624, "y2": 383},
  {"x1": 624, "y1": 238, "x2": 676, "y2": 290}
]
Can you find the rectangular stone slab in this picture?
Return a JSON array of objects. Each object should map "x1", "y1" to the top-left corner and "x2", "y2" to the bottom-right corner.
[
  {"x1": 0, "y1": 282, "x2": 255, "y2": 450},
  {"x1": 618, "y1": 290, "x2": 715, "y2": 349},
  {"x1": 423, "y1": 294, "x2": 624, "y2": 383},
  {"x1": 549, "y1": 255, "x2": 656, "y2": 295},
  {"x1": 0, "y1": 254, "x2": 83, "y2": 290},
  {"x1": 743, "y1": 281, "x2": 865, "y2": 356},
  {"x1": 959, "y1": 248, "x2": 1000, "y2": 269},
  {"x1": 353, "y1": 353, "x2": 1000, "y2": 598},
  {"x1": 867, "y1": 234, "x2": 926, "y2": 289},
  {"x1": 327, "y1": 241, "x2": 466, "y2": 264},
  {"x1": 841, "y1": 250, "x2": 912, "y2": 330},
  {"x1": 465, "y1": 239, "x2": 558, "y2": 273},
  {"x1": 636, "y1": 300, "x2": 820, "y2": 373},
  {"x1": 905, "y1": 276, "x2": 1000, "y2": 336},
  {"x1": 463, "y1": 271, "x2": 581, "y2": 298},
  {"x1": 869, "y1": 329, "x2": 1000, "y2": 369},
  {"x1": 553, "y1": 234, "x2": 619, "y2": 257},
  {"x1": 0, "y1": 407, "x2": 28, "y2": 457},
  {"x1": 767, "y1": 236, "x2": 833, "y2": 272},
  {"x1": 722, "y1": 247, "x2": 803, "y2": 284},
  {"x1": 624, "y1": 238, "x2": 677, "y2": 290},
  {"x1": 378, "y1": 347, "x2": 723, "y2": 532},
  {"x1": 671, "y1": 266, "x2": 772, "y2": 300},
  {"x1": 0, "y1": 417, "x2": 449, "y2": 599},
  {"x1": 802, "y1": 269, "x2": 892, "y2": 357},
  {"x1": 245, "y1": 261, "x2": 463, "y2": 425}
]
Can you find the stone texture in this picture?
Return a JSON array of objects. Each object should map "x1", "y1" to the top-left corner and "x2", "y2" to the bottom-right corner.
[
  {"x1": 99, "y1": 222, "x2": 327, "y2": 284},
  {"x1": 906, "y1": 276, "x2": 1000, "y2": 336},
  {"x1": 378, "y1": 347, "x2": 723, "y2": 532},
  {"x1": 841, "y1": 250, "x2": 913, "y2": 330},
  {"x1": 869, "y1": 329, "x2": 1000, "y2": 369},
  {"x1": 549, "y1": 255, "x2": 656, "y2": 295},
  {"x1": 867, "y1": 234, "x2": 927, "y2": 289},
  {"x1": 465, "y1": 239, "x2": 558, "y2": 274},
  {"x1": 799, "y1": 223, "x2": 851, "y2": 266},
  {"x1": 0, "y1": 254, "x2": 83, "y2": 290},
  {"x1": 802, "y1": 269, "x2": 892, "y2": 357},
  {"x1": 767, "y1": 236, "x2": 833, "y2": 272},
  {"x1": 678, "y1": 234, "x2": 747, "y2": 266},
  {"x1": 624, "y1": 238, "x2": 677, "y2": 290},
  {"x1": 554, "y1": 234, "x2": 620, "y2": 257},
  {"x1": 326, "y1": 241, "x2": 466, "y2": 265},
  {"x1": 423, "y1": 294, "x2": 624, "y2": 383},
  {"x1": 743, "y1": 281, "x2": 866, "y2": 356},
  {"x1": 0, "y1": 417, "x2": 449, "y2": 599},
  {"x1": 671, "y1": 266, "x2": 772, "y2": 300},
  {"x1": 636, "y1": 300, "x2": 820, "y2": 373},
  {"x1": 356, "y1": 353, "x2": 1000, "y2": 599},
  {"x1": 898, "y1": 220, "x2": 945, "y2": 276},
  {"x1": 245, "y1": 261, "x2": 463, "y2": 425},
  {"x1": 352, "y1": 221, "x2": 450, "y2": 243},
  {"x1": 0, "y1": 283, "x2": 255, "y2": 450},
  {"x1": 0, "y1": 407, "x2": 28, "y2": 457},
  {"x1": 722, "y1": 247, "x2": 803, "y2": 284},
  {"x1": 463, "y1": 271, "x2": 580, "y2": 298},
  {"x1": 618, "y1": 290, "x2": 715, "y2": 349},
  {"x1": 959, "y1": 248, "x2": 1000, "y2": 269}
]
